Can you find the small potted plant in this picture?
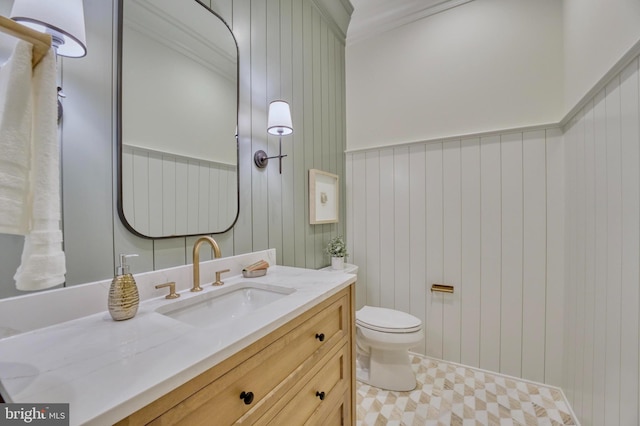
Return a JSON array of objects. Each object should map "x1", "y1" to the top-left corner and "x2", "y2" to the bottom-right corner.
[{"x1": 326, "y1": 236, "x2": 348, "y2": 270}]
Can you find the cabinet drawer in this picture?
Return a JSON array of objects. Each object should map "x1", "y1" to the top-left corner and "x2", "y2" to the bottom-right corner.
[
  {"x1": 322, "y1": 390, "x2": 351, "y2": 426},
  {"x1": 148, "y1": 294, "x2": 349, "y2": 425},
  {"x1": 261, "y1": 342, "x2": 350, "y2": 425}
]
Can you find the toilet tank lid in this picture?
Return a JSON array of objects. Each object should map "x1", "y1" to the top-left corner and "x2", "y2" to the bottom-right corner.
[{"x1": 356, "y1": 306, "x2": 422, "y2": 331}]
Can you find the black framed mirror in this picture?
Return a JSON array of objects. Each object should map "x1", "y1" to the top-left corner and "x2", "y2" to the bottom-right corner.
[{"x1": 117, "y1": 0, "x2": 239, "y2": 238}]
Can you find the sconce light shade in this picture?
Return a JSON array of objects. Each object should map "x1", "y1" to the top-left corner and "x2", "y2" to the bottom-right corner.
[
  {"x1": 11, "y1": 0, "x2": 87, "y2": 57},
  {"x1": 267, "y1": 100, "x2": 293, "y2": 136}
]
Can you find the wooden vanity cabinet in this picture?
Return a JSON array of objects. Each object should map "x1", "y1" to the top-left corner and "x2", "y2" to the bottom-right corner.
[{"x1": 116, "y1": 284, "x2": 355, "y2": 426}]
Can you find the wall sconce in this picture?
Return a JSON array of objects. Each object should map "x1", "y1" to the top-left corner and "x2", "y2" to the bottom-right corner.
[
  {"x1": 11, "y1": 0, "x2": 88, "y2": 121},
  {"x1": 254, "y1": 100, "x2": 293, "y2": 174}
]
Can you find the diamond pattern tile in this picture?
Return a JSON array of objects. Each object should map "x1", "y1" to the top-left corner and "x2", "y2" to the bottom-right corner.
[{"x1": 356, "y1": 354, "x2": 577, "y2": 426}]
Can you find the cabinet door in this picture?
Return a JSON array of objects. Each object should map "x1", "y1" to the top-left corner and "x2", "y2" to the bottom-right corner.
[{"x1": 261, "y1": 342, "x2": 350, "y2": 425}]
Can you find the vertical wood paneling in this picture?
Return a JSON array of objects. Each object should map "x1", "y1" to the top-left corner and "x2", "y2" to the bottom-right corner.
[
  {"x1": 121, "y1": 149, "x2": 236, "y2": 238},
  {"x1": 563, "y1": 120, "x2": 577, "y2": 407},
  {"x1": 302, "y1": 0, "x2": 315, "y2": 268},
  {"x1": 311, "y1": 10, "x2": 323, "y2": 268},
  {"x1": 162, "y1": 156, "x2": 176, "y2": 236},
  {"x1": 572, "y1": 108, "x2": 585, "y2": 419},
  {"x1": 291, "y1": 0, "x2": 306, "y2": 268},
  {"x1": 442, "y1": 140, "x2": 461, "y2": 363},
  {"x1": 408, "y1": 144, "x2": 426, "y2": 353},
  {"x1": 348, "y1": 127, "x2": 563, "y2": 384},
  {"x1": 545, "y1": 127, "x2": 564, "y2": 387},
  {"x1": 365, "y1": 151, "x2": 381, "y2": 308},
  {"x1": 175, "y1": 159, "x2": 189, "y2": 236},
  {"x1": 460, "y1": 138, "x2": 481, "y2": 367},
  {"x1": 352, "y1": 152, "x2": 367, "y2": 308},
  {"x1": 250, "y1": 0, "x2": 269, "y2": 253},
  {"x1": 197, "y1": 163, "x2": 210, "y2": 232},
  {"x1": 619, "y1": 59, "x2": 640, "y2": 426},
  {"x1": 591, "y1": 89, "x2": 607, "y2": 426},
  {"x1": 148, "y1": 153, "x2": 163, "y2": 236},
  {"x1": 132, "y1": 150, "x2": 150, "y2": 235},
  {"x1": 187, "y1": 160, "x2": 200, "y2": 234},
  {"x1": 394, "y1": 147, "x2": 411, "y2": 314},
  {"x1": 232, "y1": 0, "x2": 253, "y2": 256},
  {"x1": 563, "y1": 53, "x2": 640, "y2": 425},
  {"x1": 581, "y1": 102, "x2": 595, "y2": 421},
  {"x1": 500, "y1": 133, "x2": 523, "y2": 378},
  {"x1": 122, "y1": 146, "x2": 135, "y2": 228},
  {"x1": 266, "y1": 0, "x2": 283, "y2": 265},
  {"x1": 379, "y1": 148, "x2": 395, "y2": 309},
  {"x1": 480, "y1": 136, "x2": 501, "y2": 373},
  {"x1": 604, "y1": 77, "x2": 622, "y2": 426},
  {"x1": 426, "y1": 142, "x2": 443, "y2": 359},
  {"x1": 208, "y1": 167, "x2": 220, "y2": 231},
  {"x1": 521, "y1": 130, "x2": 546, "y2": 383},
  {"x1": 280, "y1": 0, "x2": 295, "y2": 267}
]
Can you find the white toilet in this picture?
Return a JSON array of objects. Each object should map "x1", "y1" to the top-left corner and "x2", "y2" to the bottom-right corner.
[
  {"x1": 355, "y1": 305, "x2": 423, "y2": 391},
  {"x1": 318, "y1": 263, "x2": 423, "y2": 391}
]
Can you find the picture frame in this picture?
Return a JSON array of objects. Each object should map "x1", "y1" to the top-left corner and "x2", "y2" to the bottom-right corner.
[{"x1": 309, "y1": 169, "x2": 339, "y2": 224}]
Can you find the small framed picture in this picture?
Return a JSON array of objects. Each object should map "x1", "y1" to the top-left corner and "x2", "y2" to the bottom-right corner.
[{"x1": 309, "y1": 169, "x2": 339, "y2": 224}]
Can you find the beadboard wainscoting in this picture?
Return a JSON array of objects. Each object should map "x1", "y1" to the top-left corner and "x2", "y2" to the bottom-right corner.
[
  {"x1": 345, "y1": 129, "x2": 565, "y2": 387},
  {"x1": 121, "y1": 145, "x2": 237, "y2": 237},
  {"x1": 563, "y1": 56, "x2": 640, "y2": 426}
]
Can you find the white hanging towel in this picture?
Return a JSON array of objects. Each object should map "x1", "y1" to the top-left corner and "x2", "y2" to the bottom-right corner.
[
  {"x1": 0, "y1": 40, "x2": 66, "y2": 290},
  {"x1": 0, "y1": 40, "x2": 33, "y2": 235}
]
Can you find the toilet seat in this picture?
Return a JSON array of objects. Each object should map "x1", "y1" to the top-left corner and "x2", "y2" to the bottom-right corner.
[{"x1": 356, "y1": 306, "x2": 422, "y2": 333}]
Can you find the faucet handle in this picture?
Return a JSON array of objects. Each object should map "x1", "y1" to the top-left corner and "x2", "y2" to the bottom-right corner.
[
  {"x1": 155, "y1": 282, "x2": 180, "y2": 299},
  {"x1": 213, "y1": 269, "x2": 231, "y2": 286}
]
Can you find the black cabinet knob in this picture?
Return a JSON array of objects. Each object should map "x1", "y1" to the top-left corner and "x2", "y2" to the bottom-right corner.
[
  {"x1": 315, "y1": 333, "x2": 325, "y2": 342},
  {"x1": 240, "y1": 391, "x2": 254, "y2": 405},
  {"x1": 316, "y1": 391, "x2": 325, "y2": 400}
]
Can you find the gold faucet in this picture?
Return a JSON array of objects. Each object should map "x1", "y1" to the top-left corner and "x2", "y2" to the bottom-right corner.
[{"x1": 192, "y1": 236, "x2": 222, "y2": 292}]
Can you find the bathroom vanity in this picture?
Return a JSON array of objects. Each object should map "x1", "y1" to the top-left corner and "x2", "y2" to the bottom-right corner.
[
  {"x1": 117, "y1": 286, "x2": 353, "y2": 425},
  {"x1": 0, "y1": 254, "x2": 356, "y2": 425}
]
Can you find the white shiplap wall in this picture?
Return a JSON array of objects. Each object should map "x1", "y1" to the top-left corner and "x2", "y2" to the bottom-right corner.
[
  {"x1": 345, "y1": 128, "x2": 565, "y2": 386},
  {"x1": 563, "y1": 57, "x2": 640, "y2": 426}
]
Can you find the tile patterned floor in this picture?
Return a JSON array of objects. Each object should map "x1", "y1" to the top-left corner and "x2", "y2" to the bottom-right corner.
[{"x1": 356, "y1": 354, "x2": 578, "y2": 426}]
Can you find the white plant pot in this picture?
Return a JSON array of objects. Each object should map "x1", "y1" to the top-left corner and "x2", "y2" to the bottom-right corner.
[{"x1": 331, "y1": 257, "x2": 344, "y2": 270}]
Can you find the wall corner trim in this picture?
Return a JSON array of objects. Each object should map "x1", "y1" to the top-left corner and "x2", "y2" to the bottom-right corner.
[{"x1": 560, "y1": 36, "x2": 640, "y2": 130}]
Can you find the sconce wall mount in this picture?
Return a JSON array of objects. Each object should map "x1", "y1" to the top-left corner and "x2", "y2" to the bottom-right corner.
[{"x1": 254, "y1": 100, "x2": 293, "y2": 174}]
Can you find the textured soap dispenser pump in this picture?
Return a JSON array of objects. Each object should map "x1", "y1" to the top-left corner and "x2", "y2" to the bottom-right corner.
[{"x1": 108, "y1": 254, "x2": 140, "y2": 321}]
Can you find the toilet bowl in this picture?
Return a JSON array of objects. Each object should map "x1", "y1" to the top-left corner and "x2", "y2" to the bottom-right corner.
[{"x1": 355, "y1": 306, "x2": 423, "y2": 391}]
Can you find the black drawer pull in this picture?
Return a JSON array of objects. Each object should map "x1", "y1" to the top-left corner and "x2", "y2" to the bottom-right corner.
[
  {"x1": 240, "y1": 391, "x2": 254, "y2": 405},
  {"x1": 315, "y1": 333, "x2": 325, "y2": 342},
  {"x1": 316, "y1": 391, "x2": 325, "y2": 400}
]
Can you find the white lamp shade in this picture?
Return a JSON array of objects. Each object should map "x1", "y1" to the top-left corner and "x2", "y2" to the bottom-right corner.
[
  {"x1": 11, "y1": 0, "x2": 87, "y2": 57},
  {"x1": 267, "y1": 100, "x2": 293, "y2": 136}
]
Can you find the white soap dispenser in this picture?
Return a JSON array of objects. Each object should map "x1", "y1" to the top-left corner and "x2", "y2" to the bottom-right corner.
[{"x1": 108, "y1": 254, "x2": 140, "y2": 321}]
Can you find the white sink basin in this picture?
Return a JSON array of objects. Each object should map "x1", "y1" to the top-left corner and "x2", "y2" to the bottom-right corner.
[{"x1": 156, "y1": 282, "x2": 295, "y2": 327}]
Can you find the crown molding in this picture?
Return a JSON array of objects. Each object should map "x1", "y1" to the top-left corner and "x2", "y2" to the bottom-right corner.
[
  {"x1": 125, "y1": 0, "x2": 236, "y2": 82},
  {"x1": 311, "y1": 0, "x2": 354, "y2": 41},
  {"x1": 347, "y1": 0, "x2": 474, "y2": 46}
]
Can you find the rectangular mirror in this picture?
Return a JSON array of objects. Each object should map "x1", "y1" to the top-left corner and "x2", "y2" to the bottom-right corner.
[{"x1": 118, "y1": 0, "x2": 239, "y2": 238}]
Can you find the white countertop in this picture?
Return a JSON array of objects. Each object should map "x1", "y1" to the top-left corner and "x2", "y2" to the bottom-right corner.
[{"x1": 0, "y1": 265, "x2": 356, "y2": 425}]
